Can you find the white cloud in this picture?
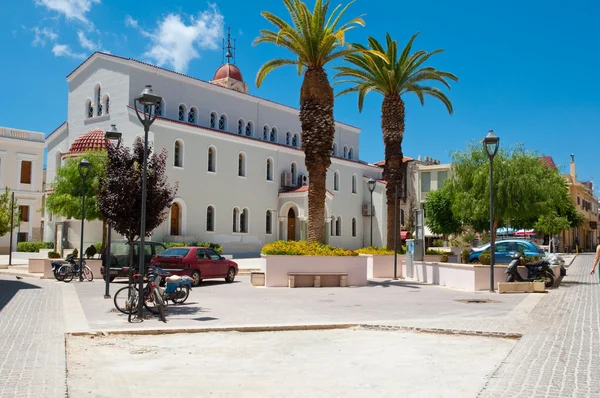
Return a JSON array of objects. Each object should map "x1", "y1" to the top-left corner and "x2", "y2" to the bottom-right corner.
[
  {"x1": 32, "y1": 27, "x2": 58, "y2": 46},
  {"x1": 35, "y1": 0, "x2": 101, "y2": 23},
  {"x1": 77, "y1": 30, "x2": 97, "y2": 51},
  {"x1": 139, "y1": 5, "x2": 223, "y2": 73},
  {"x1": 125, "y1": 15, "x2": 138, "y2": 29},
  {"x1": 52, "y1": 43, "x2": 86, "y2": 59}
]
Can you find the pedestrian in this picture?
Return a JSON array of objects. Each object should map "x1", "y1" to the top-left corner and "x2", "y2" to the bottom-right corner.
[{"x1": 591, "y1": 244, "x2": 600, "y2": 277}]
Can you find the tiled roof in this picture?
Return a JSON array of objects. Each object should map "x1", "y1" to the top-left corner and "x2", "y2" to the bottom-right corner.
[
  {"x1": 280, "y1": 185, "x2": 334, "y2": 196},
  {"x1": 68, "y1": 129, "x2": 107, "y2": 154},
  {"x1": 374, "y1": 157, "x2": 415, "y2": 167},
  {"x1": 213, "y1": 63, "x2": 243, "y2": 81},
  {"x1": 539, "y1": 156, "x2": 557, "y2": 170}
]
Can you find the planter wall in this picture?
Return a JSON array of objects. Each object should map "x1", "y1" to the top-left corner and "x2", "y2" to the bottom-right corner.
[
  {"x1": 263, "y1": 255, "x2": 368, "y2": 287},
  {"x1": 28, "y1": 258, "x2": 46, "y2": 274},
  {"x1": 362, "y1": 254, "x2": 405, "y2": 279}
]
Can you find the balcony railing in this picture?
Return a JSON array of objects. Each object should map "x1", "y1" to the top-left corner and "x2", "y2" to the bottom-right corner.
[{"x1": 0, "y1": 127, "x2": 45, "y2": 142}]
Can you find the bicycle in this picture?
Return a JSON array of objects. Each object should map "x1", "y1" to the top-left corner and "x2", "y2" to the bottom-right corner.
[
  {"x1": 58, "y1": 260, "x2": 93, "y2": 283},
  {"x1": 113, "y1": 267, "x2": 166, "y2": 322}
]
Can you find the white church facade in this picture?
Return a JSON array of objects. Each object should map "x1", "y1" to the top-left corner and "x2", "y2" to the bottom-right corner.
[{"x1": 44, "y1": 50, "x2": 390, "y2": 256}]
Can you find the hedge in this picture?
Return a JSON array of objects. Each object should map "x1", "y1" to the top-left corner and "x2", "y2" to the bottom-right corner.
[
  {"x1": 163, "y1": 241, "x2": 223, "y2": 254},
  {"x1": 355, "y1": 246, "x2": 407, "y2": 255},
  {"x1": 261, "y1": 240, "x2": 358, "y2": 256},
  {"x1": 17, "y1": 242, "x2": 54, "y2": 253}
]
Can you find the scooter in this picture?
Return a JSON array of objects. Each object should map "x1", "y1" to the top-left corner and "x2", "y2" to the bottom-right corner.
[
  {"x1": 51, "y1": 254, "x2": 78, "y2": 281},
  {"x1": 505, "y1": 252, "x2": 555, "y2": 288},
  {"x1": 150, "y1": 266, "x2": 192, "y2": 304}
]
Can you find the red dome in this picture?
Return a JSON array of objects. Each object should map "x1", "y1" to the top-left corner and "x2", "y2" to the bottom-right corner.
[
  {"x1": 213, "y1": 64, "x2": 243, "y2": 81},
  {"x1": 68, "y1": 129, "x2": 107, "y2": 154}
]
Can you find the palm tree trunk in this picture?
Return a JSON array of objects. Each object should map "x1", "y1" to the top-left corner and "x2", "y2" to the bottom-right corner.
[
  {"x1": 300, "y1": 67, "x2": 335, "y2": 243},
  {"x1": 381, "y1": 95, "x2": 405, "y2": 249}
]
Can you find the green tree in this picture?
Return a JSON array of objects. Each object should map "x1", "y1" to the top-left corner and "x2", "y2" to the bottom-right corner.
[
  {"x1": 0, "y1": 188, "x2": 21, "y2": 237},
  {"x1": 254, "y1": 0, "x2": 364, "y2": 243},
  {"x1": 535, "y1": 212, "x2": 571, "y2": 253},
  {"x1": 335, "y1": 33, "x2": 457, "y2": 248},
  {"x1": 424, "y1": 186, "x2": 462, "y2": 242}
]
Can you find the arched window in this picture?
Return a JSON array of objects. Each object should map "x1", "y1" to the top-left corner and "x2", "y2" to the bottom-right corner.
[
  {"x1": 238, "y1": 152, "x2": 246, "y2": 177},
  {"x1": 292, "y1": 133, "x2": 299, "y2": 147},
  {"x1": 332, "y1": 143, "x2": 337, "y2": 156},
  {"x1": 178, "y1": 105, "x2": 186, "y2": 121},
  {"x1": 352, "y1": 174, "x2": 357, "y2": 194},
  {"x1": 330, "y1": 215, "x2": 336, "y2": 236},
  {"x1": 208, "y1": 146, "x2": 216, "y2": 172},
  {"x1": 174, "y1": 140, "x2": 183, "y2": 167},
  {"x1": 238, "y1": 119, "x2": 244, "y2": 135},
  {"x1": 245, "y1": 121, "x2": 253, "y2": 137},
  {"x1": 96, "y1": 85, "x2": 102, "y2": 116},
  {"x1": 348, "y1": 147, "x2": 354, "y2": 160},
  {"x1": 291, "y1": 162, "x2": 297, "y2": 185},
  {"x1": 352, "y1": 218, "x2": 357, "y2": 237},
  {"x1": 336, "y1": 216, "x2": 342, "y2": 237},
  {"x1": 266, "y1": 158, "x2": 273, "y2": 181},
  {"x1": 206, "y1": 206, "x2": 215, "y2": 232},
  {"x1": 210, "y1": 112, "x2": 217, "y2": 129},
  {"x1": 334, "y1": 171, "x2": 339, "y2": 191},
  {"x1": 263, "y1": 125, "x2": 269, "y2": 140},
  {"x1": 240, "y1": 208, "x2": 249, "y2": 233},
  {"x1": 102, "y1": 95, "x2": 110, "y2": 115},
  {"x1": 86, "y1": 99, "x2": 93, "y2": 118},
  {"x1": 266, "y1": 210, "x2": 272, "y2": 234},
  {"x1": 343, "y1": 146, "x2": 348, "y2": 159},
  {"x1": 232, "y1": 208, "x2": 239, "y2": 232},
  {"x1": 286, "y1": 132, "x2": 291, "y2": 146},
  {"x1": 270, "y1": 127, "x2": 277, "y2": 142},
  {"x1": 219, "y1": 114, "x2": 227, "y2": 130},
  {"x1": 188, "y1": 107, "x2": 196, "y2": 124},
  {"x1": 170, "y1": 203, "x2": 181, "y2": 236},
  {"x1": 154, "y1": 100, "x2": 162, "y2": 117}
]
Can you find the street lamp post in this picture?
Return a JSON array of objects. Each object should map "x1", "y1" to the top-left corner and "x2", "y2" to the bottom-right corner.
[
  {"x1": 78, "y1": 158, "x2": 91, "y2": 282},
  {"x1": 393, "y1": 184, "x2": 399, "y2": 280},
  {"x1": 483, "y1": 130, "x2": 500, "y2": 292},
  {"x1": 103, "y1": 125, "x2": 122, "y2": 299},
  {"x1": 368, "y1": 178, "x2": 376, "y2": 247},
  {"x1": 8, "y1": 192, "x2": 14, "y2": 266},
  {"x1": 133, "y1": 85, "x2": 162, "y2": 318}
]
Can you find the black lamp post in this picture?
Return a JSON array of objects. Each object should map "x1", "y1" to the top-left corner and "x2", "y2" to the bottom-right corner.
[
  {"x1": 133, "y1": 85, "x2": 162, "y2": 318},
  {"x1": 103, "y1": 124, "x2": 122, "y2": 299},
  {"x1": 368, "y1": 178, "x2": 376, "y2": 246},
  {"x1": 78, "y1": 158, "x2": 91, "y2": 282},
  {"x1": 483, "y1": 130, "x2": 500, "y2": 292}
]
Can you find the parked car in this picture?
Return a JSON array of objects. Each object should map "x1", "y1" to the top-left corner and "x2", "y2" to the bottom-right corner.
[
  {"x1": 100, "y1": 240, "x2": 167, "y2": 281},
  {"x1": 468, "y1": 239, "x2": 545, "y2": 264},
  {"x1": 150, "y1": 246, "x2": 238, "y2": 287}
]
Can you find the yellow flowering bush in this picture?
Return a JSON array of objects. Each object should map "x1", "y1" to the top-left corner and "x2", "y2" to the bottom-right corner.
[
  {"x1": 355, "y1": 247, "x2": 394, "y2": 255},
  {"x1": 261, "y1": 240, "x2": 358, "y2": 256}
]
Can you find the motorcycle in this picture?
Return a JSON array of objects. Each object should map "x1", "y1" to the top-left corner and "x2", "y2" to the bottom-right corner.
[
  {"x1": 505, "y1": 252, "x2": 555, "y2": 288},
  {"x1": 151, "y1": 266, "x2": 192, "y2": 304}
]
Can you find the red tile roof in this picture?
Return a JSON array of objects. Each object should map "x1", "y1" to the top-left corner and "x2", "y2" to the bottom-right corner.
[
  {"x1": 68, "y1": 129, "x2": 107, "y2": 154},
  {"x1": 213, "y1": 63, "x2": 243, "y2": 81},
  {"x1": 280, "y1": 185, "x2": 334, "y2": 196},
  {"x1": 539, "y1": 156, "x2": 557, "y2": 170},
  {"x1": 374, "y1": 157, "x2": 414, "y2": 167}
]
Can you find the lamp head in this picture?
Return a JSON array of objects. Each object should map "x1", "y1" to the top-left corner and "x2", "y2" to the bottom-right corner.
[
  {"x1": 104, "y1": 124, "x2": 122, "y2": 144},
  {"x1": 368, "y1": 178, "x2": 376, "y2": 193},
  {"x1": 134, "y1": 85, "x2": 162, "y2": 107},
  {"x1": 78, "y1": 157, "x2": 91, "y2": 178},
  {"x1": 482, "y1": 130, "x2": 500, "y2": 159}
]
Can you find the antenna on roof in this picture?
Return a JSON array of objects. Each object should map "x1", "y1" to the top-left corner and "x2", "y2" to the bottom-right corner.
[{"x1": 223, "y1": 26, "x2": 235, "y2": 64}]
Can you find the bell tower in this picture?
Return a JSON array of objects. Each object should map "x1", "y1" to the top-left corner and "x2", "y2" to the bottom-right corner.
[{"x1": 210, "y1": 27, "x2": 248, "y2": 93}]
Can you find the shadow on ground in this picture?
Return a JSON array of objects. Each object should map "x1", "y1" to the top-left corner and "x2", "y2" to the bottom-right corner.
[
  {"x1": 367, "y1": 280, "x2": 422, "y2": 289},
  {"x1": 0, "y1": 278, "x2": 41, "y2": 312}
]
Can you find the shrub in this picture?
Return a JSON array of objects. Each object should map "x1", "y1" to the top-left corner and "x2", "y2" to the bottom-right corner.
[
  {"x1": 16, "y1": 242, "x2": 54, "y2": 253},
  {"x1": 261, "y1": 240, "x2": 358, "y2": 256},
  {"x1": 426, "y1": 249, "x2": 447, "y2": 255},
  {"x1": 85, "y1": 244, "x2": 97, "y2": 259},
  {"x1": 163, "y1": 242, "x2": 188, "y2": 249},
  {"x1": 479, "y1": 250, "x2": 491, "y2": 265},
  {"x1": 94, "y1": 242, "x2": 102, "y2": 253},
  {"x1": 461, "y1": 249, "x2": 470, "y2": 262},
  {"x1": 48, "y1": 251, "x2": 61, "y2": 259},
  {"x1": 72, "y1": 248, "x2": 78, "y2": 258},
  {"x1": 432, "y1": 239, "x2": 444, "y2": 247},
  {"x1": 356, "y1": 247, "x2": 394, "y2": 255},
  {"x1": 440, "y1": 253, "x2": 449, "y2": 262},
  {"x1": 192, "y1": 241, "x2": 224, "y2": 254}
]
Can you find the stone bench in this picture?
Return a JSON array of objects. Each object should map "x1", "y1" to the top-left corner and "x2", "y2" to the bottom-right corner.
[{"x1": 288, "y1": 272, "x2": 348, "y2": 288}]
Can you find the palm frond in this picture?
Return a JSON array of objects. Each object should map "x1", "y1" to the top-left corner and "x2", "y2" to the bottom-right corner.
[{"x1": 256, "y1": 58, "x2": 299, "y2": 87}]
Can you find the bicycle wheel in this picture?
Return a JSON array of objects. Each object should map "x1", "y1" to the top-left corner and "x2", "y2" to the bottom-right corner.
[
  {"x1": 113, "y1": 286, "x2": 138, "y2": 315},
  {"x1": 60, "y1": 265, "x2": 74, "y2": 283},
  {"x1": 83, "y1": 266, "x2": 94, "y2": 282},
  {"x1": 172, "y1": 285, "x2": 190, "y2": 304},
  {"x1": 143, "y1": 286, "x2": 160, "y2": 314},
  {"x1": 154, "y1": 289, "x2": 166, "y2": 322},
  {"x1": 127, "y1": 288, "x2": 139, "y2": 323}
]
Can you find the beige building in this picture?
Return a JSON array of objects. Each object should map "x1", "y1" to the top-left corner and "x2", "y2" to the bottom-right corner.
[{"x1": 0, "y1": 127, "x2": 45, "y2": 254}]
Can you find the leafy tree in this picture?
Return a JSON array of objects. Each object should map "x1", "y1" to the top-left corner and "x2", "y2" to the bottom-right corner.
[
  {"x1": 0, "y1": 188, "x2": 21, "y2": 237},
  {"x1": 535, "y1": 213, "x2": 571, "y2": 253},
  {"x1": 254, "y1": 0, "x2": 364, "y2": 243},
  {"x1": 335, "y1": 33, "x2": 457, "y2": 249},
  {"x1": 424, "y1": 186, "x2": 462, "y2": 242},
  {"x1": 97, "y1": 141, "x2": 178, "y2": 269}
]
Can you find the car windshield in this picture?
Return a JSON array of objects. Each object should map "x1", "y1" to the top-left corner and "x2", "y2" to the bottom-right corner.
[{"x1": 159, "y1": 248, "x2": 190, "y2": 257}]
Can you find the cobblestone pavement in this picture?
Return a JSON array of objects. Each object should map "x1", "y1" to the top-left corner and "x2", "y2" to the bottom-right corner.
[
  {"x1": 0, "y1": 277, "x2": 66, "y2": 398},
  {"x1": 479, "y1": 254, "x2": 600, "y2": 398}
]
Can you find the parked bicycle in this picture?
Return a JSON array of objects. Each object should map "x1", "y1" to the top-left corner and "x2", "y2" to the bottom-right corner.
[
  {"x1": 51, "y1": 254, "x2": 78, "y2": 281},
  {"x1": 113, "y1": 266, "x2": 167, "y2": 322},
  {"x1": 57, "y1": 258, "x2": 93, "y2": 283}
]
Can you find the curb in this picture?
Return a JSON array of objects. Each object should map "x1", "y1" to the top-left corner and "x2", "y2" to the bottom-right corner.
[
  {"x1": 68, "y1": 323, "x2": 358, "y2": 337},
  {"x1": 0, "y1": 271, "x2": 43, "y2": 279},
  {"x1": 358, "y1": 324, "x2": 522, "y2": 339}
]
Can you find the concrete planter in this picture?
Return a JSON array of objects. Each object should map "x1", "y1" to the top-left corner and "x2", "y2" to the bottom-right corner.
[
  {"x1": 262, "y1": 255, "x2": 368, "y2": 287},
  {"x1": 28, "y1": 258, "x2": 47, "y2": 274},
  {"x1": 423, "y1": 255, "x2": 441, "y2": 262},
  {"x1": 251, "y1": 272, "x2": 265, "y2": 286},
  {"x1": 361, "y1": 254, "x2": 405, "y2": 279},
  {"x1": 85, "y1": 259, "x2": 102, "y2": 279}
]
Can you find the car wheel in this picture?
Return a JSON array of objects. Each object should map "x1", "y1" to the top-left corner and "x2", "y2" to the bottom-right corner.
[
  {"x1": 225, "y1": 267, "x2": 236, "y2": 283},
  {"x1": 191, "y1": 271, "x2": 201, "y2": 287}
]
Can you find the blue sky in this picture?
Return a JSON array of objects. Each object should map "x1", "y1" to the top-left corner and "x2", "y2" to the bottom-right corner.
[{"x1": 1, "y1": 0, "x2": 599, "y2": 192}]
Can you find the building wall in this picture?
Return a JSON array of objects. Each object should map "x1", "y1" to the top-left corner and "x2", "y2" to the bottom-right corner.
[
  {"x1": 414, "y1": 163, "x2": 452, "y2": 237},
  {"x1": 0, "y1": 127, "x2": 45, "y2": 254}
]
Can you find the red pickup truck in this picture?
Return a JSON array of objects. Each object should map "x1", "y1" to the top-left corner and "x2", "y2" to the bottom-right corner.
[{"x1": 150, "y1": 246, "x2": 238, "y2": 287}]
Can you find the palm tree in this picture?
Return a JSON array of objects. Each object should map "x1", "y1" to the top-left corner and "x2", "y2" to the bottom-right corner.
[
  {"x1": 335, "y1": 33, "x2": 458, "y2": 249},
  {"x1": 254, "y1": 0, "x2": 365, "y2": 243}
]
